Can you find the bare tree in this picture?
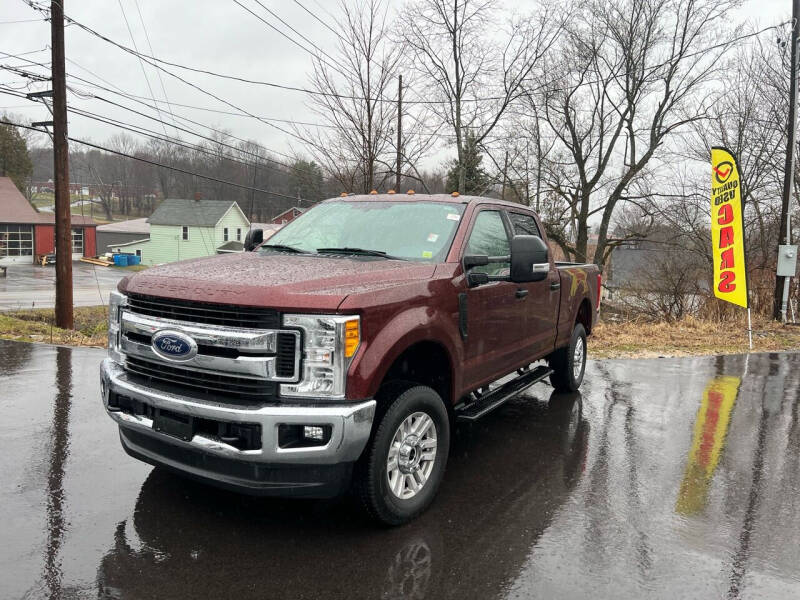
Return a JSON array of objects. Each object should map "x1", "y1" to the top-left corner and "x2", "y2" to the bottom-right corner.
[
  {"x1": 526, "y1": 0, "x2": 739, "y2": 266},
  {"x1": 293, "y1": 0, "x2": 402, "y2": 194},
  {"x1": 398, "y1": 0, "x2": 559, "y2": 193}
]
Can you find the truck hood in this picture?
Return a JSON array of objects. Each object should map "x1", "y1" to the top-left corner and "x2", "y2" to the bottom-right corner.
[{"x1": 119, "y1": 252, "x2": 437, "y2": 311}]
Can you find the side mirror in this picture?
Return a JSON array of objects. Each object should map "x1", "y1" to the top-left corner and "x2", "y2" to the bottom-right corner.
[
  {"x1": 244, "y1": 228, "x2": 264, "y2": 252},
  {"x1": 511, "y1": 235, "x2": 549, "y2": 283}
]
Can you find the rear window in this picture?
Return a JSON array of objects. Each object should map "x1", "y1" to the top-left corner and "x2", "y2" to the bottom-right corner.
[{"x1": 507, "y1": 212, "x2": 542, "y2": 238}]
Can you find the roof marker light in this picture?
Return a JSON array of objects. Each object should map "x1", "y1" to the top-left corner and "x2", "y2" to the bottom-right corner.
[
  {"x1": 369, "y1": 190, "x2": 378, "y2": 195},
  {"x1": 387, "y1": 189, "x2": 396, "y2": 194},
  {"x1": 451, "y1": 191, "x2": 460, "y2": 197},
  {"x1": 407, "y1": 189, "x2": 415, "y2": 195}
]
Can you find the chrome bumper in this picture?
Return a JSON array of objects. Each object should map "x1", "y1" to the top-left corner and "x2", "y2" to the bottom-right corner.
[{"x1": 100, "y1": 358, "x2": 375, "y2": 466}]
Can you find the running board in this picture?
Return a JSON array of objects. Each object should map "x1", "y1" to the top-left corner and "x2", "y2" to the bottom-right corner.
[{"x1": 456, "y1": 365, "x2": 553, "y2": 422}]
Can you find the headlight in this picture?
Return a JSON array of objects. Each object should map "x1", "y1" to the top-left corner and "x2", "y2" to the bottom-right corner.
[
  {"x1": 108, "y1": 291, "x2": 127, "y2": 363},
  {"x1": 280, "y1": 314, "x2": 360, "y2": 400}
]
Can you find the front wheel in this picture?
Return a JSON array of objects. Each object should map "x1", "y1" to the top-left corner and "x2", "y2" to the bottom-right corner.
[
  {"x1": 548, "y1": 323, "x2": 587, "y2": 392},
  {"x1": 354, "y1": 385, "x2": 450, "y2": 526}
]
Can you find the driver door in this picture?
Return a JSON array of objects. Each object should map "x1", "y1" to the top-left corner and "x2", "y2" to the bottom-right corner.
[{"x1": 461, "y1": 209, "x2": 532, "y2": 390}]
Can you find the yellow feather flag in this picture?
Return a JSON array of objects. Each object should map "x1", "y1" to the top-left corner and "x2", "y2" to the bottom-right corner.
[{"x1": 710, "y1": 147, "x2": 748, "y2": 308}]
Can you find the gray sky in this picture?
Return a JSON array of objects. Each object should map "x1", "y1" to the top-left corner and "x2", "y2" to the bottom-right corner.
[{"x1": 0, "y1": 0, "x2": 794, "y2": 171}]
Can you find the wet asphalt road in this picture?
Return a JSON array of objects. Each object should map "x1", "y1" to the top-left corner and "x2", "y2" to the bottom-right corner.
[
  {"x1": 0, "y1": 263, "x2": 127, "y2": 310},
  {"x1": 1, "y1": 341, "x2": 799, "y2": 599}
]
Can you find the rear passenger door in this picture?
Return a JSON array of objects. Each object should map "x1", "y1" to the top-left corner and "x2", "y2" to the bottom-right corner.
[
  {"x1": 506, "y1": 211, "x2": 559, "y2": 357},
  {"x1": 461, "y1": 209, "x2": 531, "y2": 389}
]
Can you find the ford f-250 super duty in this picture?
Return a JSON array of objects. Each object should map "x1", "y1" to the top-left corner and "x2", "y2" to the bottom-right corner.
[{"x1": 101, "y1": 193, "x2": 600, "y2": 524}]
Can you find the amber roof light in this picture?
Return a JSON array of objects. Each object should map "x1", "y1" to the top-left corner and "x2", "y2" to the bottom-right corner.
[
  {"x1": 369, "y1": 190, "x2": 378, "y2": 195},
  {"x1": 340, "y1": 192, "x2": 348, "y2": 197},
  {"x1": 407, "y1": 189, "x2": 415, "y2": 195},
  {"x1": 387, "y1": 189, "x2": 396, "y2": 194},
  {"x1": 451, "y1": 191, "x2": 460, "y2": 197}
]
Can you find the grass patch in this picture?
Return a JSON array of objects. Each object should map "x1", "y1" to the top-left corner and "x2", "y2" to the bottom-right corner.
[
  {"x1": 591, "y1": 316, "x2": 800, "y2": 359},
  {"x1": 2, "y1": 305, "x2": 798, "y2": 360},
  {"x1": 0, "y1": 306, "x2": 108, "y2": 347}
]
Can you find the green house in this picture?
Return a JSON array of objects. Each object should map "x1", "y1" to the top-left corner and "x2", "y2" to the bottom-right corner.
[{"x1": 109, "y1": 198, "x2": 250, "y2": 266}]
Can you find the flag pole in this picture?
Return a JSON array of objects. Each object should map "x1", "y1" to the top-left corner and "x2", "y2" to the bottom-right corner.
[{"x1": 747, "y1": 307, "x2": 753, "y2": 351}]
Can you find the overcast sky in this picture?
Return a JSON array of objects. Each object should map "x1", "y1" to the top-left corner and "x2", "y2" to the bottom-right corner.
[{"x1": 0, "y1": 0, "x2": 794, "y2": 172}]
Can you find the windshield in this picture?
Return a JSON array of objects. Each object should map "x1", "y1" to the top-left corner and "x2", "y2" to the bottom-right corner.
[{"x1": 261, "y1": 201, "x2": 466, "y2": 262}]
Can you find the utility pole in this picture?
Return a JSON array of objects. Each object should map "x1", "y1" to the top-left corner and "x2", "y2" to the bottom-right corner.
[
  {"x1": 775, "y1": 0, "x2": 800, "y2": 321},
  {"x1": 501, "y1": 150, "x2": 509, "y2": 200},
  {"x1": 51, "y1": 0, "x2": 73, "y2": 329},
  {"x1": 249, "y1": 162, "x2": 257, "y2": 222},
  {"x1": 395, "y1": 74, "x2": 402, "y2": 191}
]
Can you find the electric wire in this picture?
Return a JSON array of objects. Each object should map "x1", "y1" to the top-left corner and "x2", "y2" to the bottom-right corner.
[
  {"x1": 116, "y1": 0, "x2": 168, "y2": 137},
  {"x1": 1, "y1": 117, "x2": 307, "y2": 200}
]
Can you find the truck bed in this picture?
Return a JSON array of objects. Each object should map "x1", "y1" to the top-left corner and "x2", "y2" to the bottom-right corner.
[{"x1": 553, "y1": 261, "x2": 601, "y2": 350}]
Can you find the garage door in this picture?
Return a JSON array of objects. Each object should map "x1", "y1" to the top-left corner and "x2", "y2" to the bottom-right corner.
[
  {"x1": 71, "y1": 227, "x2": 83, "y2": 259},
  {"x1": 0, "y1": 224, "x2": 34, "y2": 264}
]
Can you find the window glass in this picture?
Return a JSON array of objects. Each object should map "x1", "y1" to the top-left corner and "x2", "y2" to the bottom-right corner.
[
  {"x1": 236, "y1": 228, "x2": 242, "y2": 242},
  {"x1": 508, "y1": 212, "x2": 541, "y2": 237},
  {"x1": 71, "y1": 227, "x2": 83, "y2": 254},
  {"x1": 465, "y1": 211, "x2": 510, "y2": 276},
  {"x1": 0, "y1": 225, "x2": 33, "y2": 257},
  {"x1": 264, "y1": 201, "x2": 465, "y2": 262},
  {"x1": 223, "y1": 227, "x2": 229, "y2": 241},
  {"x1": 182, "y1": 226, "x2": 188, "y2": 241}
]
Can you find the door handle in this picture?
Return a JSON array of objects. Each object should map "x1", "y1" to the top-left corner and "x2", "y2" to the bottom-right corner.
[
  {"x1": 515, "y1": 289, "x2": 529, "y2": 299},
  {"x1": 550, "y1": 281, "x2": 561, "y2": 291}
]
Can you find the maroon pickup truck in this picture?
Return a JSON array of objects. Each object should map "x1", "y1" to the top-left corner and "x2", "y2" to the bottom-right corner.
[{"x1": 101, "y1": 193, "x2": 600, "y2": 524}]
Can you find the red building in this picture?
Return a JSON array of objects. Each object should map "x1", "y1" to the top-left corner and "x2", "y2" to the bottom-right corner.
[
  {"x1": 0, "y1": 177, "x2": 96, "y2": 264},
  {"x1": 270, "y1": 206, "x2": 305, "y2": 224}
]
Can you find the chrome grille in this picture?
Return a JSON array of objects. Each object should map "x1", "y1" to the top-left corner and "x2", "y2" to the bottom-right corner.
[
  {"x1": 127, "y1": 293, "x2": 280, "y2": 329},
  {"x1": 125, "y1": 356, "x2": 277, "y2": 402}
]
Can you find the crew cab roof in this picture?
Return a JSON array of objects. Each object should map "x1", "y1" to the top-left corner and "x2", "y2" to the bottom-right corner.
[{"x1": 325, "y1": 193, "x2": 535, "y2": 211}]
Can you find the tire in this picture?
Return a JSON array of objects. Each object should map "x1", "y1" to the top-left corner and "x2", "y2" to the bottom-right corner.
[
  {"x1": 355, "y1": 385, "x2": 450, "y2": 526},
  {"x1": 548, "y1": 323, "x2": 587, "y2": 392}
]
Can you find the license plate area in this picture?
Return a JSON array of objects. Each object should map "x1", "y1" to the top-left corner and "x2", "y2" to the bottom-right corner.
[{"x1": 153, "y1": 408, "x2": 194, "y2": 441}]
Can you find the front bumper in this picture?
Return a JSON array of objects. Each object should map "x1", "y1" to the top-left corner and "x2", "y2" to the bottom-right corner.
[{"x1": 100, "y1": 358, "x2": 375, "y2": 497}]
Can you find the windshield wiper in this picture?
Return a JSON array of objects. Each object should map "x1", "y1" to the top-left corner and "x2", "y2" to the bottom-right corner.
[
  {"x1": 260, "y1": 243, "x2": 308, "y2": 254},
  {"x1": 316, "y1": 247, "x2": 406, "y2": 260}
]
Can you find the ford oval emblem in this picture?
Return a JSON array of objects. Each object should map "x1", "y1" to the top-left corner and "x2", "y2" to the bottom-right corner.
[{"x1": 151, "y1": 330, "x2": 198, "y2": 362}]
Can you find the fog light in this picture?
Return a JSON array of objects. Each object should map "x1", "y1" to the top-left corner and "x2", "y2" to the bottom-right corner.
[{"x1": 304, "y1": 425, "x2": 324, "y2": 441}]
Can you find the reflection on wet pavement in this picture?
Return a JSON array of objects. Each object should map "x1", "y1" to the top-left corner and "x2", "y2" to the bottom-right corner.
[{"x1": 1, "y1": 340, "x2": 798, "y2": 599}]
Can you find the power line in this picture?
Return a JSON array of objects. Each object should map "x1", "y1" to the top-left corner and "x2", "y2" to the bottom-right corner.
[
  {"x1": 1, "y1": 51, "x2": 325, "y2": 174},
  {"x1": 2, "y1": 48, "x2": 446, "y2": 163},
  {"x1": 233, "y1": 0, "x2": 350, "y2": 82},
  {"x1": 59, "y1": 16, "x2": 315, "y2": 141},
  {"x1": 28, "y1": 3, "x2": 509, "y2": 105},
  {"x1": 132, "y1": 0, "x2": 179, "y2": 136},
  {"x1": 0, "y1": 18, "x2": 43, "y2": 24},
  {"x1": 0, "y1": 84, "x2": 311, "y2": 182},
  {"x1": 116, "y1": 0, "x2": 169, "y2": 137},
  {"x1": 16, "y1": 0, "x2": 790, "y2": 106},
  {"x1": 64, "y1": 71, "x2": 344, "y2": 129},
  {"x1": 0, "y1": 117, "x2": 307, "y2": 200},
  {"x1": 293, "y1": 0, "x2": 338, "y2": 37}
]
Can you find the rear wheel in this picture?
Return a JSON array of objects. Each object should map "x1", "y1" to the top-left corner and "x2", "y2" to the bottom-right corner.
[
  {"x1": 548, "y1": 323, "x2": 587, "y2": 392},
  {"x1": 355, "y1": 385, "x2": 450, "y2": 525}
]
